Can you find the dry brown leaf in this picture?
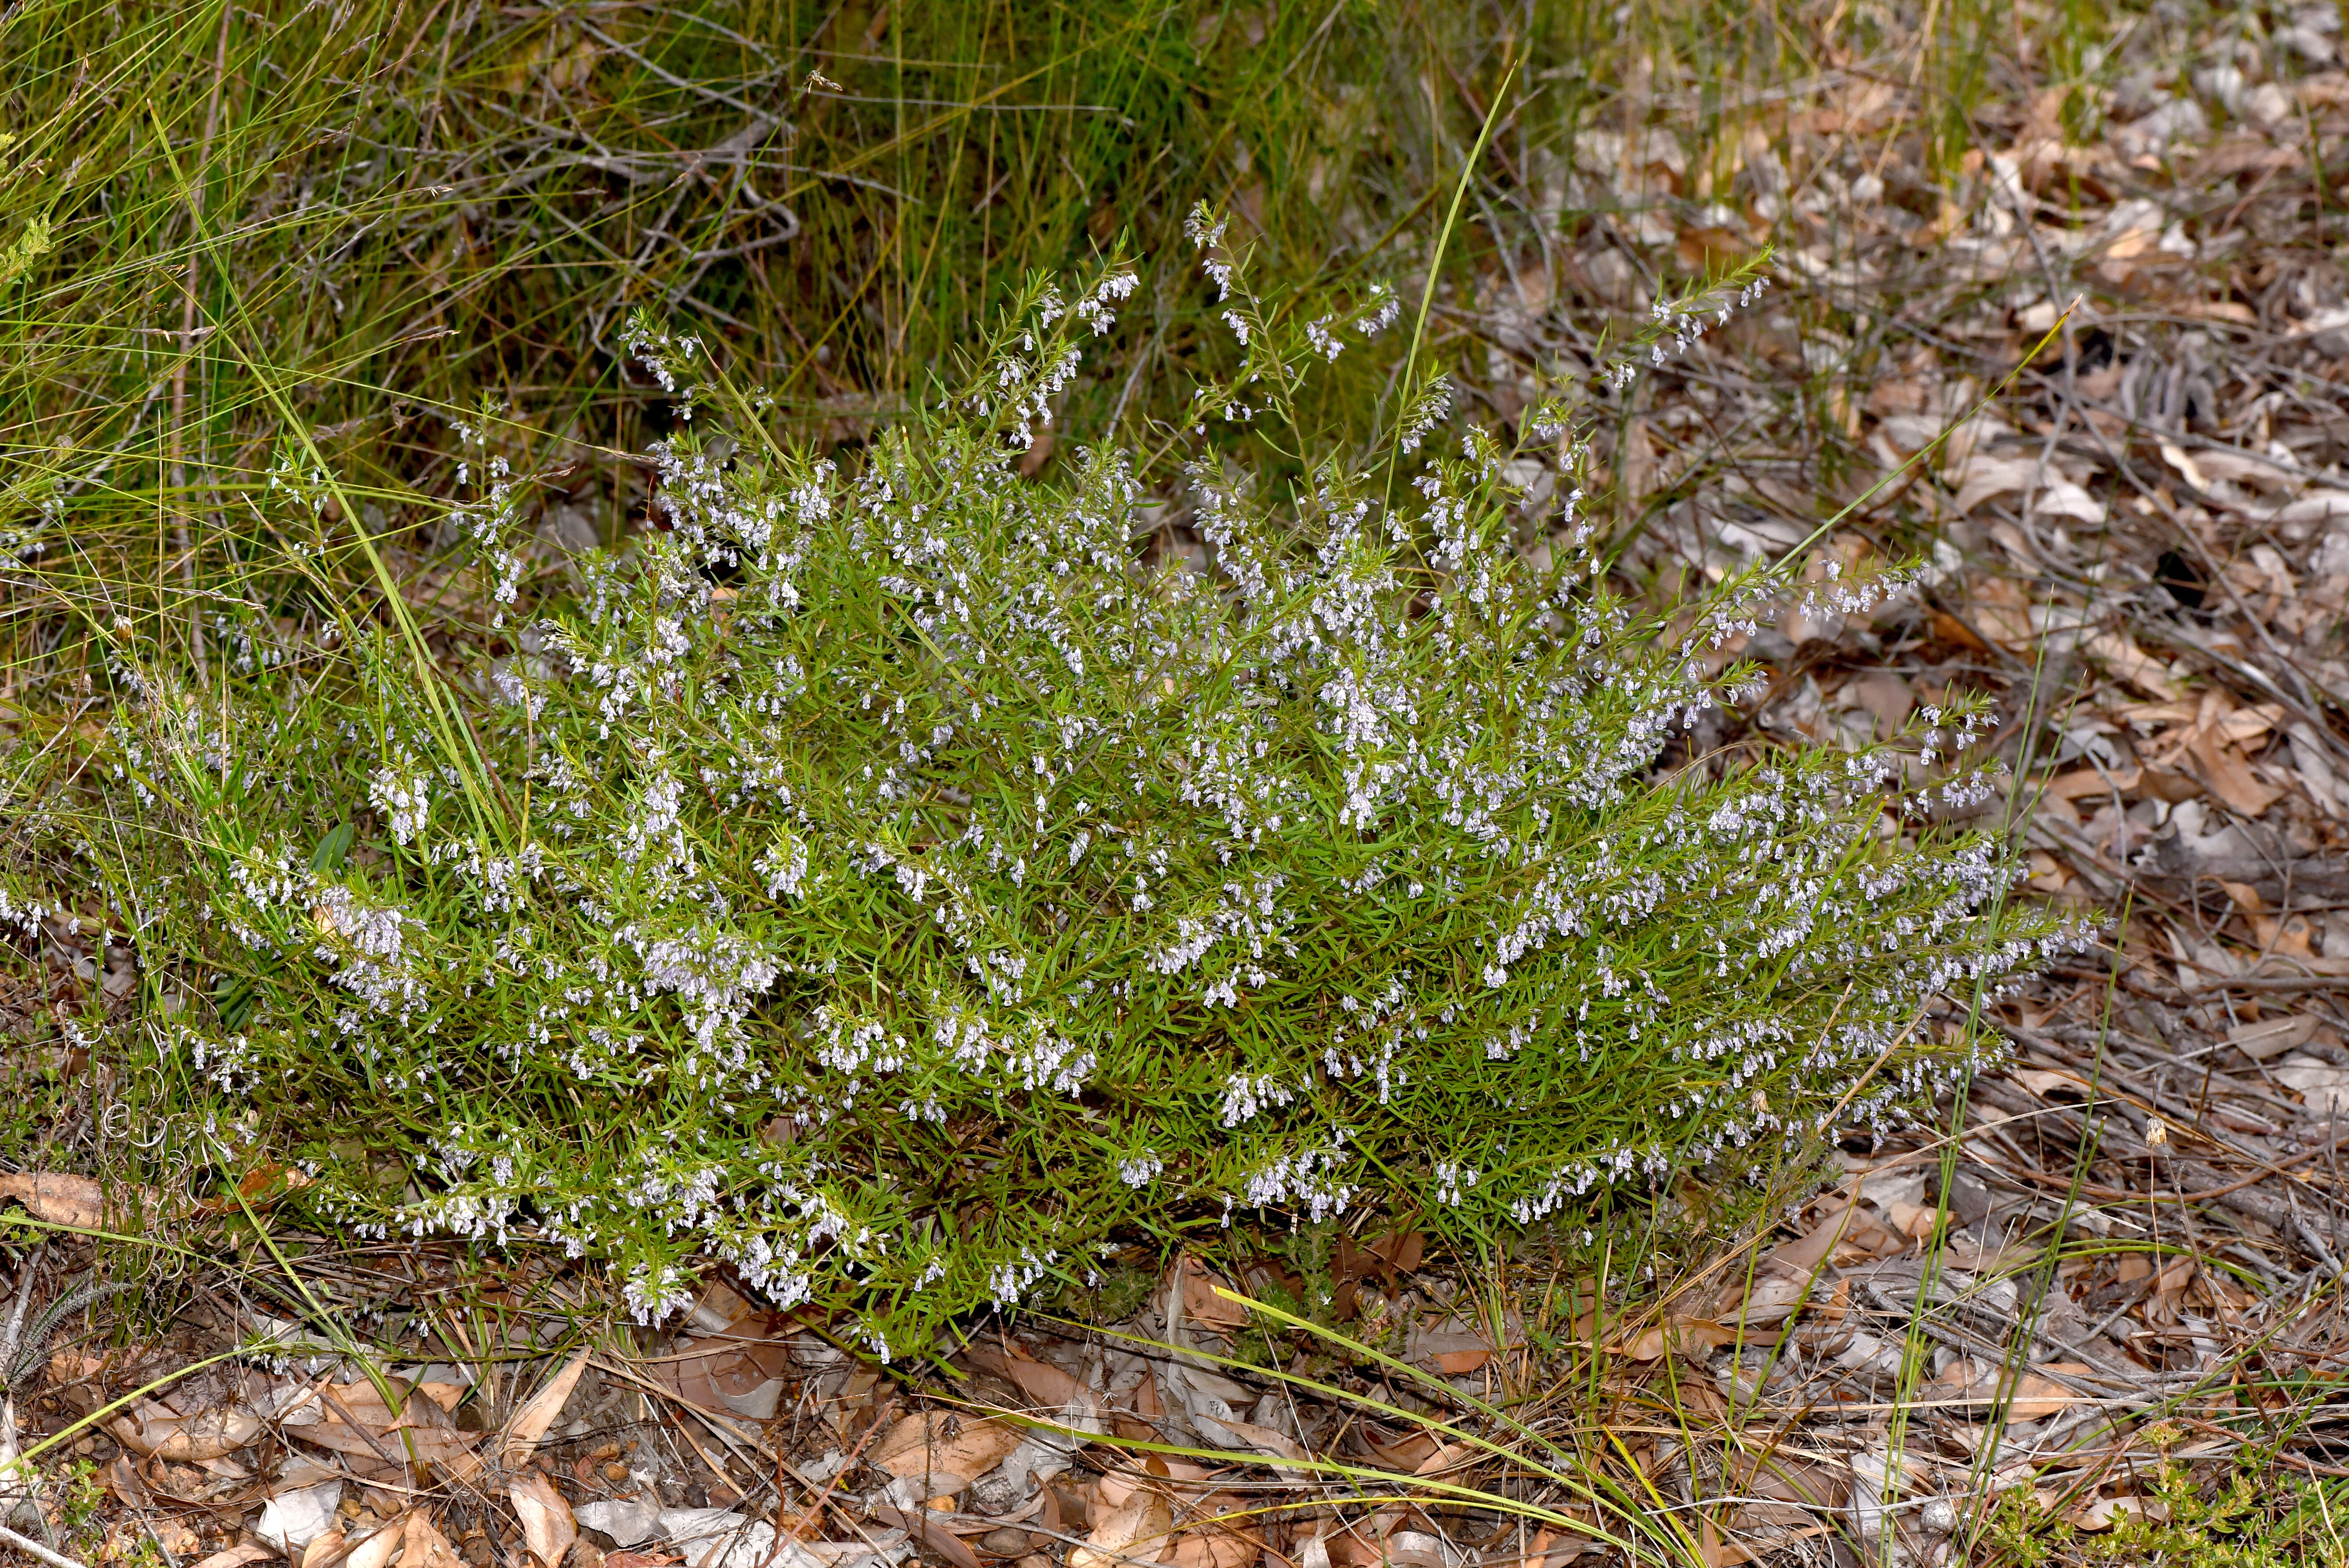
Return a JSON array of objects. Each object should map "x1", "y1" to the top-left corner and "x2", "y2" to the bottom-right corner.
[
  {"x1": 871, "y1": 1503, "x2": 984, "y2": 1568},
  {"x1": 302, "y1": 1527, "x2": 352, "y2": 1568},
  {"x1": 1352, "y1": 1427, "x2": 1439, "y2": 1472},
  {"x1": 298, "y1": 1383, "x2": 477, "y2": 1467},
  {"x1": 2252, "y1": 912, "x2": 2316, "y2": 957},
  {"x1": 2229, "y1": 1014, "x2": 2317, "y2": 1060},
  {"x1": 1411, "y1": 1441, "x2": 1472, "y2": 1478},
  {"x1": 1178, "y1": 1257, "x2": 1250, "y2": 1336},
  {"x1": 2148, "y1": 1256, "x2": 2197, "y2": 1315},
  {"x1": 1948, "y1": 455, "x2": 2042, "y2": 518},
  {"x1": 1962, "y1": 576, "x2": 2034, "y2": 649},
  {"x1": 1617, "y1": 1317, "x2": 1736, "y2": 1362},
  {"x1": 2008, "y1": 1068, "x2": 2085, "y2": 1097},
  {"x1": 1759, "y1": 1194, "x2": 1901, "y2": 1280},
  {"x1": 1841, "y1": 671, "x2": 1916, "y2": 740},
  {"x1": 188, "y1": 1160, "x2": 316, "y2": 1216},
  {"x1": 342, "y1": 1518, "x2": 409, "y2": 1568},
  {"x1": 1069, "y1": 1488, "x2": 1174, "y2": 1568},
  {"x1": 2081, "y1": 630, "x2": 2180, "y2": 699},
  {"x1": 502, "y1": 1349, "x2": 592, "y2": 1465},
  {"x1": 2218, "y1": 879, "x2": 2264, "y2": 912},
  {"x1": 1166, "y1": 1532, "x2": 1258, "y2": 1568},
  {"x1": 106, "y1": 1454, "x2": 149, "y2": 1507},
  {"x1": 190, "y1": 1546, "x2": 276, "y2": 1568},
  {"x1": 963, "y1": 1345, "x2": 1087, "y2": 1410},
  {"x1": 2071, "y1": 1496, "x2": 2168, "y2": 1532},
  {"x1": 2044, "y1": 766, "x2": 2139, "y2": 802},
  {"x1": 108, "y1": 1400, "x2": 263, "y2": 1461},
  {"x1": 1332, "y1": 1231, "x2": 1425, "y2": 1287},
  {"x1": 1621, "y1": 417, "x2": 1656, "y2": 503},
  {"x1": 1882, "y1": 1199, "x2": 1947, "y2": 1239},
  {"x1": 414, "y1": 1380, "x2": 467, "y2": 1413},
  {"x1": 868, "y1": 1412, "x2": 1025, "y2": 1483},
  {"x1": 1759, "y1": 1206, "x2": 1849, "y2": 1277},
  {"x1": 1718, "y1": 1272, "x2": 1817, "y2": 1329},
  {"x1": 140, "y1": 1519, "x2": 203, "y2": 1560},
  {"x1": 1406, "y1": 1314, "x2": 1518, "y2": 1375},
  {"x1": 403, "y1": 1509, "x2": 466, "y2": 1568},
  {"x1": 512, "y1": 1472, "x2": 578, "y2": 1568},
  {"x1": 2189, "y1": 732, "x2": 2285, "y2": 817},
  {"x1": 654, "y1": 1318, "x2": 794, "y2": 1419},
  {"x1": 1195, "y1": 1412, "x2": 1308, "y2": 1464},
  {"x1": 0, "y1": 1171, "x2": 122, "y2": 1230},
  {"x1": 1936, "y1": 1360, "x2": 2092, "y2": 1421}
]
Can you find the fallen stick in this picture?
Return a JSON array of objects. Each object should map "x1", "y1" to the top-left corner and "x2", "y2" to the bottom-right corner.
[{"x1": 0, "y1": 1522, "x2": 90, "y2": 1568}]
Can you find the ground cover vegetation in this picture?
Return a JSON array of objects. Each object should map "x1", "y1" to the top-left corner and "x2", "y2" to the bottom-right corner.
[
  {"x1": 1, "y1": 0, "x2": 2348, "y2": 1564},
  {"x1": 11, "y1": 226, "x2": 2073, "y2": 1354},
  {"x1": 0, "y1": 0, "x2": 2080, "y2": 1348}
]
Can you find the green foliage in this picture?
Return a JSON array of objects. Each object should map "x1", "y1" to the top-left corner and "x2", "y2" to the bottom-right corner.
[
  {"x1": 1983, "y1": 1445, "x2": 2349, "y2": 1568},
  {"x1": 4, "y1": 232, "x2": 2077, "y2": 1355},
  {"x1": 52, "y1": 1456, "x2": 145, "y2": 1564}
]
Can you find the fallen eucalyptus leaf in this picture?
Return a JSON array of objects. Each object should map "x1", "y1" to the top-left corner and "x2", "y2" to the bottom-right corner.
[{"x1": 513, "y1": 1471, "x2": 579, "y2": 1567}]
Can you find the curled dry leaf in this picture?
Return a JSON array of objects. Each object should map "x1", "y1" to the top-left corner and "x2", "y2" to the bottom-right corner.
[
  {"x1": 189, "y1": 1547, "x2": 276, "y2": 1568},
  {"x1": 296, "y1": 1380, "x2": 478, "y2": 1469},
  {"x1": 341, "y1": 1516, "x2": 411, "y2": 1568},
  {"x1": 870, "y1": 1503, "x2": 981, "y2": 1568},
  {"x1": 576, "y1": 1496, "x2": 664, "y2": 1548},
  {"x1": 1405, "y1": 1314, "x2": 1520, "y2": 1375},
  {"x1": 1068, "y1": 1486, "x2": 1174, "y2": 1568},
  {"x1": 962, "y1": 1345, "x2": 1087, "y2": 1410},
  {"x1": 652, "y1": 1305, "x2": 795, "y2": 1421},
  {"x1": 1331, "y1": 1230, "x2": 1424, "y2": 1292},
  {"x1": 402, "y1": 1508, "x2": 467, "y2": 1568},
  {"x1": 105, "y1": 1454, "x2": 148, "y2": 1506},
  {"x1": 1930, "y1": 1360, "x2": 2094, "y2": 1421},
  {"x1": 868, "y1": 1412, "x2": 1024, "y2": 1482},
  {"x1": 513, "y1": 1470, "x2": 580, "y2": 1568},
  {"x1": 2228, "y1": 1013, "x2": 2318, "y2": 1061},
  {"x1": 1717, "y1": 1272, "x2": 1818, "y2": 1330},
  {"x1": 1615, "y1": 1317, "x2": 1736, "y2": 1362},
  {"x1": 1177, "y1": 1257, "x2": 1250, "y2": 1337},
  {"x1": 503, "y1": 1348, "x2": 593, "y2": 1466},
  {"x1": 2276, "y1": 1056, "x2": 2349, "y2": 1117},
  {"x1": 1167, "y1": 1533, "x2": 1260, "y2": 1568},
  {"x1": 657, "y1": 1506, "x2": 787, "y2": 1568},
  {"x1": 1191, "y1": 1412, "x2": 1307, "y2": 1465},
  {"x1": 0, "y1": 1170, "x2": 167, "y2": 1230},
  {"x1": 303, "y1": 1527, "x2": 352, "y2": 1568},
  {"x1": 108, "y1": 1398, "x2": 264, "y2": 1461},
  {"x1": 1348, "y1": 1426, "x2": 1438, "y2": 1472}
]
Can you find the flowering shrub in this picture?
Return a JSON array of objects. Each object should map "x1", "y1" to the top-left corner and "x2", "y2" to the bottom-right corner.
[{"x1": 9, "y1": 219, "x2": 2078, "y2": 1353}]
